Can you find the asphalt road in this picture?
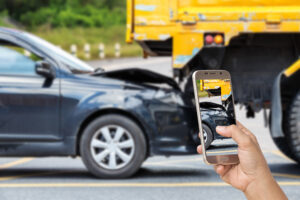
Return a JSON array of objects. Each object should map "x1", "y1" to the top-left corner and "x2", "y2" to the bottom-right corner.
[{"x1": 0, "y1": 57, "x2": 299, "y2": 200}]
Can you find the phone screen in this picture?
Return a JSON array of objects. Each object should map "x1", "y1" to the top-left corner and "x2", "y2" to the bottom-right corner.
[{"x1": 196, "y1": 78, "x2": 238, "y2": 157}]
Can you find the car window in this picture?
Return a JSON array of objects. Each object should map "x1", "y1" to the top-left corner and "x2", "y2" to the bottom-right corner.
[
  {"x1": 0, "y1": 46, "x2": 36, "y2": 76},
  {"x1": 24, "y1": 32, "x2": 94, "y2": 74}
]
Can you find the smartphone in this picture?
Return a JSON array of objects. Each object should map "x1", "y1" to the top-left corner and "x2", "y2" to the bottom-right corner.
[{"x1": 192, "y1": 70, "x2": 239, "y2": 165}]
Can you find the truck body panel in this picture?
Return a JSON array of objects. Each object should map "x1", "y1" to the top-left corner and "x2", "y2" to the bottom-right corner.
[{"x1": 127, "y1": 0, "x2": 300, "y2": 69}]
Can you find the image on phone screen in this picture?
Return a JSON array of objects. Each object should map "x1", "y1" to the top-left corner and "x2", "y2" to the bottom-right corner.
[{"x1": 196, "y1": 78, "x2": 238, "y2": 156}]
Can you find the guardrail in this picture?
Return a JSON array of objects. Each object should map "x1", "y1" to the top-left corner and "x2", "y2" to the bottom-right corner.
[
  {"x1": 68, "y1": 43, "x2": 121, "y2": 59},
  {"x1": 23, "y1": 43, "x2": 123, "y2": 60}
]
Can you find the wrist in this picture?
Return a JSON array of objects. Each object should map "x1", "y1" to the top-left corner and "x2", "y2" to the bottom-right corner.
[
  {"x1": 244, "y1": 171, "x2": 287, "y2": 200},
  {"x1": 244, "y1": 171, "x2": 276, "y2": 199}
]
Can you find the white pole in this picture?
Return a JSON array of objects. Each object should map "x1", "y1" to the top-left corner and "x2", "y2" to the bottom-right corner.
[
  {"x1": 115, "y1": 43, "x2": 121, "y2": 58},
  {"x1": 99, "y1": 43, "x2": 105, "y2": 59},
  {"x1": 24, "y1": 50, "x2": 31, "y2": 57},
  {"x1": 84, "y1": 43, "x2": 90, "y2": 59},
  {"x1": 70, "y1": 44, "x2": 77, "y2": 57}
]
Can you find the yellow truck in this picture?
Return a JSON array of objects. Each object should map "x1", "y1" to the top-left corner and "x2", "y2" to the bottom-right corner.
[
  {"x1": 199, "y1": 79, "x2": 231, "y2": 101},
  {"x1": 126, "y1": 0, "x2": 300, "y2": 163}
]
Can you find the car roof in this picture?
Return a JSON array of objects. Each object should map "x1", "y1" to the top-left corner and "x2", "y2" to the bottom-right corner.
[
  {"x1": 0, "y1": 27, "x2": 30, "y2": 45},
  {"x1": 0, "y1": 26, "x2": 23, "y2": 32},
  {"x1": 0, "y1": 27, "x2": 25, "y2": 36}
]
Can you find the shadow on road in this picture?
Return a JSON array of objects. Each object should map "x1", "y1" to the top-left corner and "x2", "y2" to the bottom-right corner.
[
  {"x1": 269, "y1": 163, "x2": 300, "y2": 175},
  {"x1": 134, "y1": 167, "x2": 209, "y2": 179},
  {"x1": 0, "y1": 168, "x2": 93, "y2": 180},
  {"x1": 0, "y1": 166, "x2": 211, "y2": 181}
]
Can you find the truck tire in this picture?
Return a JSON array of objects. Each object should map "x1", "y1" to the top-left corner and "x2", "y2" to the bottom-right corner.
[
  {"x1": 80, "y1": 114, "x2": 147, "y2": 178},
  {"x1": 272, "y1": 137, "x2": 297, "y2": 162},
  {"x1": 284, "y1": 90, "x2": 300, "y2": 162}
]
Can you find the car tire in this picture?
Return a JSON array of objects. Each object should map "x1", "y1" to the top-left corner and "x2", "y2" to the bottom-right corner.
[
  {"x1": 80, "y1": 114, "x2": 146, "y2": 178},
  {"x1": 202, "y1": 123, "x2": 213, "y2": 149}
]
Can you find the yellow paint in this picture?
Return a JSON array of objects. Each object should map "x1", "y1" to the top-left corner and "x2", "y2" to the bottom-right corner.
[
  {"x1": 127, "y1": 0, "x2": 300, "y2": 69},
  {"x1": 266, "y1": 14, "x2": 282, "y2": 24},
  {"x1": 271, "y1": 150, "x2": 295, "y2": 162},
  {"x1": 0, "y1": 181, "x2": 299, "y2": 188},
  {"x1": 0, "y1": 158, "x2": 34, "y2": 170},
  {"x1": 278, "y1": 182, "x2": 300, "y2": 186},
  {"x1": 284, "y1": 59, "x2": 300, "y2": 77},
  {"x1": 173, "y1": 32, "x2": 203, "y2": 68},
  {"x1": 126, "y1": 0, "x2": 134, "y2": 43}
]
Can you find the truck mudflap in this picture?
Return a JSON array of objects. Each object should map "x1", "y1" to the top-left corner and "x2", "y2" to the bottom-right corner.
[{"x1": 270, "y1": 72, "x2": 284, "y2": 138}]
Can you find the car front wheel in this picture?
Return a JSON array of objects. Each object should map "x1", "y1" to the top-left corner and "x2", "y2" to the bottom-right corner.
[
  {"x1": 80, "y1": 114, "x2": 146, "y2": 178},
  {"x1": 202, "y1": 124, "x2": 213, "y2": 149}
]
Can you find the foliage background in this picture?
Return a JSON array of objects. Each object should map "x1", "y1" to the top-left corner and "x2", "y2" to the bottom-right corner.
[
  {"x1": 0, "y1": 0, "x2": 141, "y2": 59},
  {"x1": 0, "y1": 0, "x2": 126, "y2": 28}
]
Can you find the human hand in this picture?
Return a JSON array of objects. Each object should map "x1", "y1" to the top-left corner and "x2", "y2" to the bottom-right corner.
[{"x1": 197, "y1": 122, "x2": 287, "y2": 199}]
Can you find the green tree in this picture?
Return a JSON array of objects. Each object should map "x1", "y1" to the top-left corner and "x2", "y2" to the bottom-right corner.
[{"x1": 0, "y1": 0, "x2": 126, "y2": 28}]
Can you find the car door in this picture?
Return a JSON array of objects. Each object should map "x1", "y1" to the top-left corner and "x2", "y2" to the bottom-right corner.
[{"x1": 0, "y1": 44, "x2": 60, "y2": 141}]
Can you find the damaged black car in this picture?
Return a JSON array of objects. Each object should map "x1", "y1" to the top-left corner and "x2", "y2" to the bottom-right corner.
[
  {"x1": 0, "y1": 27, "x2": 201, "y2": 178},
  {"x1": 197, "y1": 102, "x2": 235, "y2": 149},
  {"x1": 0, "y1": 28, "x2": 232, "y2": 178}
]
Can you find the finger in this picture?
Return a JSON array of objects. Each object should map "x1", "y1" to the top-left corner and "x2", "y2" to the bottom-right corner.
[
  {"x1": 214, "y1": 165, "x2": 232, "y2": 177},
  {"x1": 219, "y1": 165, "x2": 232, "y2": 177},
  {"x1": 214, "y1": 165, "x2": 224, "y2": 174},
  {"x1": 216, "y1": 125, "x2": 253, "y2": 149},
  {"x1": 220, "y1": 165, "x2": 234, "y2": 183},
  {"x1": 197, "y1": 145, "x2": 203, "y2": 154}
]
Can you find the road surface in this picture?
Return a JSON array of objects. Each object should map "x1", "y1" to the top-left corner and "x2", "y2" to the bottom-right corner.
[{"x1": 0, "y1": 57, "x2": 299, "y2": 200}]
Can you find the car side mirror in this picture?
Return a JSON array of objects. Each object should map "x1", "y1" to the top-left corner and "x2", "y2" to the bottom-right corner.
[{"x1": 35, "y1": 61, "x2": 55, "y2": 79}]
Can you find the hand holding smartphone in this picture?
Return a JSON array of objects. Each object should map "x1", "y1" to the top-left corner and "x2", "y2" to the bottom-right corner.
[{"x1": 192, "y1": 70, "x2": 239, "y2": 165}]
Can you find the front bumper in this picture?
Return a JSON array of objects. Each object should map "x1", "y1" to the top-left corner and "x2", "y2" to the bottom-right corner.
[{"x1": 147, "y1": 100, "x2": 199, "y2": 156}]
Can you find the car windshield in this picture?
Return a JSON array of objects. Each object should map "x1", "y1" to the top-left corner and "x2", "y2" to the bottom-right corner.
[{"x1": 23, "y1": 32, "x2": 94, "y2": 74}]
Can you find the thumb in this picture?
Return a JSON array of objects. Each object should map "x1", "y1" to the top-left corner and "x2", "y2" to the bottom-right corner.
[{"x1": 216, "y1": 125, "x2": 253, "y2": 149}]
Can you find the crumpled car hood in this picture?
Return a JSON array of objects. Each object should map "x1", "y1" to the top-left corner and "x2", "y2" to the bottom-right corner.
[
  {"x1": 200, "y1": 102, "x2": 226, "y2": 111},
  {"x1": 94, "y1": 68, "x2": 181, "y2": 91}
]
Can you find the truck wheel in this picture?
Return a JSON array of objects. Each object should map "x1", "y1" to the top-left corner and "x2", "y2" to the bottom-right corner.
[
  {"x1": 202, "y1": 124, "x2": 213, "y2": 149},
  {"x1": 272, "y1": 137, "x2": 297, "y2": 162},
  {"x1": 80, "y1": 114, "x2": 146, "y2": 178},
  {"x1": 284, "y1": 90, "x2": 300, "y2": 162}
]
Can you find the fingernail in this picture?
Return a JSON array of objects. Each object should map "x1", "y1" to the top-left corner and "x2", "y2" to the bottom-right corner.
[{"x1": 216, "y1": 126, "x2": 226, "y2": 132}]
